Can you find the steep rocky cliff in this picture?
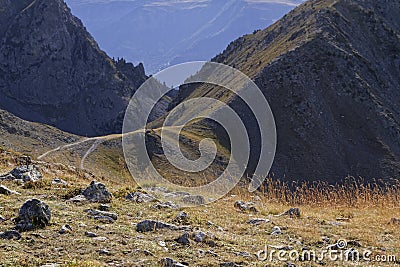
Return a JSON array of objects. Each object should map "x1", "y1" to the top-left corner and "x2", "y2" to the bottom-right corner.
[
  {"x1": 0, "y1": 0, "x2": 147, "y2": 136},
  {"x1": 174, "y1": 0, "x2": 400, "y2": 182}
]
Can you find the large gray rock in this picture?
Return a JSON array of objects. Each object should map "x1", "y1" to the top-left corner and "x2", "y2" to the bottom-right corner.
[
  {"x1": 15, "y1": 199, "x2": 51, "y2": 231},
  {"x1": 0, "y1": 165, "x2": 42, "y2": 182},
  {"x1": 82, "y1": 181, "x2": 112, "y2": 203}
]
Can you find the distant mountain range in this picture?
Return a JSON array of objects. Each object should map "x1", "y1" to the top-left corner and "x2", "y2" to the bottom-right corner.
[{"x1": 64, "y1": 0, "x2": 304, "y2": 73}]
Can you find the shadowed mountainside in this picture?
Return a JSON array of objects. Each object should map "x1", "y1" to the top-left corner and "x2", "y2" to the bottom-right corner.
[
  {"x1": 0, "y1": 0, "x2": 147, "y2": 136},
  {"x1": 170, "y1": 0, "x2": 400, "y2": 182}
]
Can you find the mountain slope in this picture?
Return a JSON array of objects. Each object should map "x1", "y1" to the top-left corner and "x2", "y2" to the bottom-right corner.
[
  {"x1": 0, "y1": 0, "x2": 147, "y2": 136},
  {"x1": 172, "y1": 0, "x2": 400, "y2": 182}
]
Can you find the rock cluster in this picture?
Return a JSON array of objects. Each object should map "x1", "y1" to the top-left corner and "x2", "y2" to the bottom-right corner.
[{"x1": 0, "y1": 165, "x2": 42, "y2": 183}]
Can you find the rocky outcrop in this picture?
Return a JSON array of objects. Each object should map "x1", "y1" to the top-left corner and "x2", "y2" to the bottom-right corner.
[{"x1": 0, "y1": 0, "x2": 147, "y2": 136}]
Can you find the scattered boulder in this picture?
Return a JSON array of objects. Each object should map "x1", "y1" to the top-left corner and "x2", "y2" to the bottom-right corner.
[
  {"x1": 0, "y1": 230, "x2": 21, "y2": 240},
  {"x1": 194, "y1": 231, "x2": 207, "y2": 242},
  {"x1": 247, "y1": 218, "x2": 270, "y2": 225},
  {"x1": 174, "y1": 211, "x2": 190, "y2": 224},
  {"x1": 93, "y1": 236, "x2": 108, "y2": 242},
  {"x1": 67, "y1": 195, "x2": 88, "y2": 205},
  {"x1": 82, "y1": 181, "x2": 112, "y2": 203},
  {"x1": 98, "y1": 249, "x2": 111, "y2": 255},
  {"x1": 126, "y1": 191, "x2": 155, "y2": 203},
  {"x1": 234, "y1": 251, "x2": 252, "y2": 258},
  {"x1": 98, "y1": 204, "x2": 110, "y2": 211},
  {"x1": 0, "y1": 165, "x2": 42, "y2": 182},
  {"x1": 136, "y1": 220, "x2": 188, "y2": 232},
  {"x1": 234, "y1": 201, "x2": 258, "y2": 213},
  {"x1": 152, "y1": 201, "x2": 179, "y2": 210},
  {"x1": 85, "y1": 231, "x2": 98, "y2": 238},
  {"x1": 278, "y1": 208, "x2": 301, "y2": 218},
  {"x1": 160, "y1": 258, "x2": 188, "y2": 267},
  {"x1": 15, "y1": 199, "x2": 51, "y2": 231},
  {"x1": 176, "y1": 232, "x2": 190, "y2": 245},
  {"x1": 84, "y1": 209, "x2": 117, "y2": 223},
  {"x1": 58, "y1": 224, "x2": 72, "y2": 234},
  {"x1": 52, "y1": 178, "x2": 67, "y2": 186},
  {"x1": 271, "y1": 226, "x2": 282, "y2": 235},
  {"x1": 0, "y1": 185, "x2": 19, "y2": 195},
  {"x1": 182, "y1": 195, "x2": 205, "y2": 206}
]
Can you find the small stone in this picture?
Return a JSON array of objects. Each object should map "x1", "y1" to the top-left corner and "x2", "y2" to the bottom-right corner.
[
  {"x1": 234, "y1": 251, "x2": 252, "y2": 257},
  {"x1": 160, "y1": 257, "x2": 188, "y2": 267},
  {"x1": 0, "y1": 185, "x2": 19, "y2": 195},
  {"x1": 98, "y1": 204, "x2": 110, "y2": 211},
  {"x1": 181, "y1": 195, "x2": 205, "y2": 206},
  {"x1": 176, "y1": 232, "x2": 190, "y2": 245},
  {"x1": 52, "y1": 178, "x2": 67, "y2": 186},
  {"x1": 84, "y1": 209, "x2": 117, "y2": 223},
  {"x1": 174, "y1": 211, "x2": 189, "y2": 224},
  {"x1": 82, "y1": 181, "x2": 112, "y2": 203},
  {"x1": 98, "y1": 249, "x2": 111, "y2": 255},
  {"x1": 279, "y1": 208, "x2": 301, "y2": 218},
  {"x1": 247, "y1": 218, "x2": 270, "y2": 225},
  {"x1": 0, "y1": 230, "x2": 21, "y2": 240},
  {"x1": 15, "y1": 199, "x2": 51, "y2": 232},
  {"x1": 152, "y1": 201, "x2": 179, "y2": 209},
  {"x1": 58, "y1": 224, "x2": 72, "y2": 234},
  {"x1": 93, "y1": 236, "x2": 108, "y2": 242},
  {"x1": 85, "y1": 231, "x2": 97, "y2": 237},
  {"x1": 271, "y1": 226, "x2": 282, "y2": 235},
  {"x1": 136, "y1": 220, "x2": 187, "y2": 232},
  {"x1": 347, "y1": 240, "x2": 362, "y2": 247},
  {"x1": 126, "y1": 191, "x2": 155, "y2": 203},
  {"x1": 252, "y1": 196, "x2": 262, "y2": 201},
  {"x1": 234, "y1": 201, "x2": 258, "y2": 213},
  {"x1": 220, "y1": 262, "x2": 243, "y2": 267},
  {"x1": 67, "y1": 195, "x2": 88, "y2": 205},
  {"x1": 194, "y1": 231, "x2": 207, "y2": 242}
]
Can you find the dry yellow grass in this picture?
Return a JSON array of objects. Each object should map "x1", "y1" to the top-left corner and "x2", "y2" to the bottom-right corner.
[{"x1": 1, "y1": 150, "x2": 400, "y2": 266}]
